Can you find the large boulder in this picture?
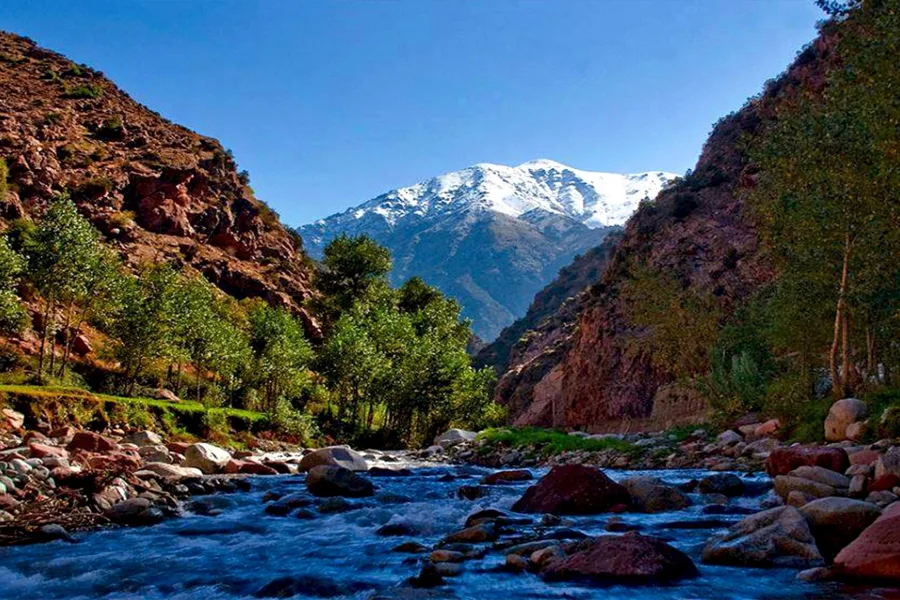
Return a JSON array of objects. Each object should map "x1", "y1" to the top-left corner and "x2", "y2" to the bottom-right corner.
[
  {"x1": 701, "y1": 506, "x2": 824, "y2": 568},
  {"x1": 799, "y1": 497, "x2": 882, "y2": 562},
  {"x1": 874, "y1": 446, "x2": 900, "y2": 481},
  {"x1": 433, "y1": 429, "x2": 477, "y2": 448},
  {"x1": 137, "y1": 462, "x2": 203, "y2": 479},
  {"x1": 621, "y1": 477, "x2": 691, "y2": 513},
  {"x1": 834, "y1": 501, "x2": 900, "y2": 581},
  {"x1": 124, "y1": 430, "x2": 163, "y2": 447},
  {"x1": 299, "y1": 446, "x2": 368, "y2": 472},
  {"x1": 67, "y1": 431, "x2": 120, "y2": 453},
  {"x1": 182, "y1": 443, "x2": 231, "y2": 474},
  {"x1": 541, "y1": 532, "x2": 698, "y2": 583},
  {"x1": 512, "y1": 465, "x2": 630, "y2": 515},
  {"x1": 824, "y1": 398, "x2": 868, "y2": 442},
  {"x1": 1, "y1": 409, "x2": 24, "y2": 431},
  {"x1": 765, "y1": 446, "x2": 849, "y2": 477},
  {"x1": 698, "y1": 473, "x2": 745, "y2": 497},
  {"x1": 306, "y1": 465, "x2": 374, "y2": 498}
]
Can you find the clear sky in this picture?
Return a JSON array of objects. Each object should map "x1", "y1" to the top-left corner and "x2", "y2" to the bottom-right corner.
[{"x1": 2, "y1": 1, "x2": 823, "y2": 226}]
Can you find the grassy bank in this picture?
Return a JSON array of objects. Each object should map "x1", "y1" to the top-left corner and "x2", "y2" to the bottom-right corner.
[
  {"x1": 479, "y1": 427, "x2": 635, "y2": 456},
  {"x1": 0, "y1": 384, "x2": 268, "y2": 442}
]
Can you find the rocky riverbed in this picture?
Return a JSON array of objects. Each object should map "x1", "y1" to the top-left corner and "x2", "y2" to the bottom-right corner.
[{"x1": 1, "y1": 405, "x2": 899, "y2": 598}]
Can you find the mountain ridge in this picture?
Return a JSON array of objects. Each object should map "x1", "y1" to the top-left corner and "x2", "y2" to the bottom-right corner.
[{"x1": 299, "y1": 160, "x2": 675, "y2": 339}]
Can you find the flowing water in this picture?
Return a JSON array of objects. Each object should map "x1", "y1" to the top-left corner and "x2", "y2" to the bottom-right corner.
[{"x1": 0, "y1": 464, "x2": 897, "y2": 600}]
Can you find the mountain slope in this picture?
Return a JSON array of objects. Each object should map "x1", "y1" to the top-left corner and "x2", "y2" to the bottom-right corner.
[
  {"x1": 0, "y1": 32, "x2": 317, "y2": 335},
  {"x1": 493, "y1": 27, "x2": 842, "y2": 431},
  {"x1": 299, "y1": 161, "x2": 674, "y2": 339}
]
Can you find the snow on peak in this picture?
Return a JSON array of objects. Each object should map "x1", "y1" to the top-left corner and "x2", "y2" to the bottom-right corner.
[{"x1": 303, "y1": 160, "x2": 677, "y2": 238}]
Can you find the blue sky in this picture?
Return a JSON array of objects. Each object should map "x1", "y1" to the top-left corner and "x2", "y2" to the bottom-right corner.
[{"x1": 2, "y1": 1, "x2": 823, "y2": 225}]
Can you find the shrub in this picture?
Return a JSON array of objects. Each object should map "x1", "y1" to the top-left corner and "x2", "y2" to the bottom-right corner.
[
  {"x1": 0, "y1": 157, "x2": 7, "y2": 200},
  {"x1": 63, "y1": 83, "x2": 102, "y2": 99},
  {"x1": 97, "y1": 116, "x2": 124, "y2": 140}
]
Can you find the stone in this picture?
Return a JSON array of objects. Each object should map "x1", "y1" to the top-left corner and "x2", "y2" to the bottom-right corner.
[
  {"x1": 104, "y1": 497, "x2": 165, "y2": 526},
  {"x1": 825, "y1": 398, "x2": 868, "y2": 442},
  {"x1": 789, "y1": 465, "x2": 850, "y2": 489},
  {"x1": 433, "y1": 429, "x2": 477, "y2": 448},
  {"x1": 799, "y1": 497, "x2": 882, "y2": 561},
  {"x1": 505, "y1": 554, "x2": 528, "y2": 572},
  {"x1": 512, "y1": 465, "x2": 630, "y2": 515},
  {"x1": 456, "y1": 485, "x2": 487, "y2": 501},
  {"x1": 871, "y1": 473, "x2": 900, "y2": 492},
  {"x1": 138, "y1": 445, "x2": 172, "y2": 463},
  {"x1": 717, "y1": 430, "x2": 742, "y2": 446},
  {"x1": 430, "y1": 550, "x2": 465, "y2": 563},
  {"x1": 71, "y1": 334, "x2": 93, "y2": 356},
  {"x1": 848, "y1": 474, "x2": 868, "y2": 498},
  {"x1": 265, "y1": 493, "x2": 312, "y2": 516},
  {"x1": 702, "y1": 506, "x2": 824, "y2": 568},
  {"x1": 28, "y1": 443, "x2": 67, "y2": 459},
  {"x1": 137, "y1": 462, "x2": 203, "y2": 479},
  {"x1": 155, "y1": 389, "x2": 181, "y2": 403},
  {"x1": 306, "y1": 465, "x2": 374, "y2": 498},
  {"x1": 755, "y1": 419, "x2": 780, "y2": 437},
  {"x1": 787, "y1": 491, "x2": 815, "y2": 507},
  {"x1": 530, "y1": 545, "x2": 565, "y2": 569},
  {"x1": 845, "y1": 421, "x2": 868, "y2": 442},
  {"x1": 481, "y1": 469, "x2": 533, "y2": 485},
  {"x1": 392, "y1": 542, "x2": 428, "y2": 553},
  {"x1": 766, "y1": 446, "x2": 849, "y2": 477},
  {"x1": 621, "y1": 477, "x2": 691, "y2": 513},
  {"x1": 299, "y1": 446, "x2": 368, "y2": 472},
  {"x1": 124, "y1": 430, "x2": 162, "y2": 447},
  {"x1": 698, "y1": 473, "x2": 745, "y2": 497},
  {"x1": 875, "y1": 446, "x2": 900, "y2": 481},
  {"x1": 37, "y1": 524, "x2": 76, "y2": 543},
  {"x1": 182, "y1": 443, "x2": 231, "y2": 474},
  {"x1": 796, "y1": 567, "x2": 835, "y2": 582},
  {"x1": 441, "y1": 523, "x2": 497, "y2": 544},
  {"x1": 774, "y1": 475, "x2": 836, "y2": 502},
  {"x1": 67, "y1": 431, "x2": 120, "y2": 453},
  {"x1": 542, "y1": 532, "x2": 698, "y2": 583},
  {"x1": 834, "y1": 501, "x2": 900, "y2": 581},
  {"x1": 1, "y1": 409, "x2": 24, "y2": 431},
  {"x1": 865, "y1": 491, "x2": 898, "y2": 507}
]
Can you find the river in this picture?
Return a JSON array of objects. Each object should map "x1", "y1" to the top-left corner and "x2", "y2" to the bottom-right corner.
[{"x1": 0, "y1": 464, "x2": 895, "y2": 599}]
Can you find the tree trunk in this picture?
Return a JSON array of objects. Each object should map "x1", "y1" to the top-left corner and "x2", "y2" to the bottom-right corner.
[
  {"x1": 841, "y1": 310, "x2": 852, "y2": 396},
  {"x1": 865, "y1": 326, "x2": 876, "y2": 383},
  {"x1": 830, "y1": 231, "x2": 852, "y2": 397}
]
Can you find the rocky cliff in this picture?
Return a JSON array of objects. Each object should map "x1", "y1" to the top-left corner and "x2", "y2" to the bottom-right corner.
[
  {"x1": 0, "y1": 32, "x2": 317, "y2": 334},
  {"x1": 496, "y1": 31, "x2": 839, "y2": 431}
]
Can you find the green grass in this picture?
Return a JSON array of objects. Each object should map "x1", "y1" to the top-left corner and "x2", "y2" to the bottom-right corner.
[
  {"x1": 479, "y1": 427, "x2": 635, "y2": 455},
  {"x1": 664, "y1": 423, "x2": 713, "y2": 443}
]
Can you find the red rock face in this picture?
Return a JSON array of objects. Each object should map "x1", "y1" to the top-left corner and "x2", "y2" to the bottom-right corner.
[
  {"x1": 492, "y1": 34, "x2": 838, "y2": 431},
  {"x1": 835, "y1": 502, "x2": 900, "y2": 581},
  {"x1": 511, "y1": 464, "x2": 630, "y2": 515},
  {"x1": 542, "y1": 532, "x2": 698, "y2": 583},
  {"x1": 0, "y1": 33, "x2": 318, "y2": 338},
  {"x1": 765, "y1": 447, "x2": 850, "y2": 478}
]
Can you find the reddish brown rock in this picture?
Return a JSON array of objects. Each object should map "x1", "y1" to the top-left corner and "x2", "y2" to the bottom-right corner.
[
  {"x1": 869, "y1": 474, "x2": 900, "y2": 492},
  {"x1": 850, "y1": 449, "x2": 881, "y2": 467},
  {"x1": 28, "y1": 443, "x2": 68, "y2": 459},
  {"x1": 541, "y1": 532, "x2": 698, "y2": 583},
  {"x1": 224, "y1": 459, "x2": 278, "y2": 476},
  {"x1": 166, "y1": 442, "x2": 191, "y2": 455},
  {"x1": 512, "y1": 465, "x2": 630, "y2": 515},
  {"x1": 481, "y1": 470, "x2": 534, "y2": 485},
  {"x1": 49, "y1": 426, "x2": 77, "y2": 443},
  {"x1": 84, "y1": 452, "x2": 141, "y2": 472},
  {"x1": 1, "y1": 408, "x2": 24, "y2": 431},
  {"x1": 67, "y1": 431, "x2": 120, "y2": 454},
  {"x1": 765, "y1": 447, "x2": 850, "y2": 478},
  {"x1": 72, "y1": 334, "x2": 93, "y2": 356},
  {"x1": 834, "y1": 502, "x2": 900, "y2": 581}
]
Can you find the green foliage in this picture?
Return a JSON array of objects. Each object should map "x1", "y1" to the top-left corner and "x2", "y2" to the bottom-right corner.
[
  {"x1": 97, "y1": 116, "x2": 124, "y2": 140},
  {"x1": 480, "y1": 427, "x2": 635, "y2": 456},
  {"x1": 0, "y1": 157, "x2": 8, "y2": 201},
  {"x1": 62, "y1": 83, "x2": 102, "y2": 99},
  {"x1": 701, "y1": 351, "x2": 768, "y2": 420},
  {"x1": 0, "y1": 237, "x2": 27, "y2": 338},
  {"x1": 621, "y1": 264, "x2": 722, "y2": 379}
]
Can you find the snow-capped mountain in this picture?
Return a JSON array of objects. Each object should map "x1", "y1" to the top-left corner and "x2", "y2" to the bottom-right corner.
[{"x1": 298, "y1": 160, "x2": 676, "y2": 340}]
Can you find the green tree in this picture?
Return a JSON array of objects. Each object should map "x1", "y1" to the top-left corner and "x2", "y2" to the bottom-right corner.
[
  {"x1": 311, "y1": 234, "x2": 392, "y2": 329},
  {"x1": 0, "y1": 236, "x2": 28, "y2": 340},
  {"x1": 245, "y1": 300, "x2": 313, "y2": 416},
  {"x1": 26, "y1": 195, "x2": 104, "y2": 382}
]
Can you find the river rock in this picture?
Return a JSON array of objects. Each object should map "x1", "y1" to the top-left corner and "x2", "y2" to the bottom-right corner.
[
  {"x1": 124, "y1": 430, "x2": 163, "y2": 447},
  {"x1": 875, "y1": 446, "x2": 900, "y2": 480},
  {"x1": 698, "y1": 473, "x2": 745, "y2": 497},
  {"x1": 834, "y1": 501, "x2": 900, "y2": 581},
  {"x1": 774, "y1": 475, "x2": 836, "y2": 502},
  {"x1": 512, "y1": 465, "x2": 630, "y2": 515},
  {"x1": 442, "y1": 522, "x2": 497, "y2": 544},
  {"x1": 183, "y1": 443, "x2": 231, "y2": 474},
  {"x1": 481, "y1": 469, "x2": 533, "y2": 485},
  {"x1": 433, "y1": 429, "x2": 477, "y2": 448},
  {"x1": 702, "y1": 506, "x2": 824, "y2": 568},
  {"x1": 825, "y1": 399, "x2": 868, "y2": 442},
  {"x1": 766, "y1": 447, "x2": 849, "y2": 477},
  {"x1": 104, "y1": 497, "x2": 165, "y2": 526},
  {"x1": 1, "y1": 409, "x2": 24, "y2": 431},
  {"x1": 67, "y1": 431, "x2": 119, "y2": 453},
  {"x1": 789, "y1": 465, "x2": 850, "y2": 489},
  {"x1": 299, "y1": 446, "x2": 368, "y2": 472},
  {"x1": 799, "y1": 497, "x2": 882, "y2": 561},
  {"x1": 542, "y1": 532, "x2": 697, "y2": 583},
  {"x1": 621, "y1": 477, "x2": 691, "y2": 513},
  {"x1": 137, "y1": 462, "x2": 203, "y2": 480},
  {"x1": 306, "y1": 465, "x2": 374, "y2": 498},
  {"x1": 28, "y1": 443, "x2": 67, "y2": 459}
]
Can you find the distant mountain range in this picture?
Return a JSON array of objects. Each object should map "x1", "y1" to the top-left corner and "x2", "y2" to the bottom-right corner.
[{"x1": 298, "y1": 160, "x2": 676, "y2": 340}]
